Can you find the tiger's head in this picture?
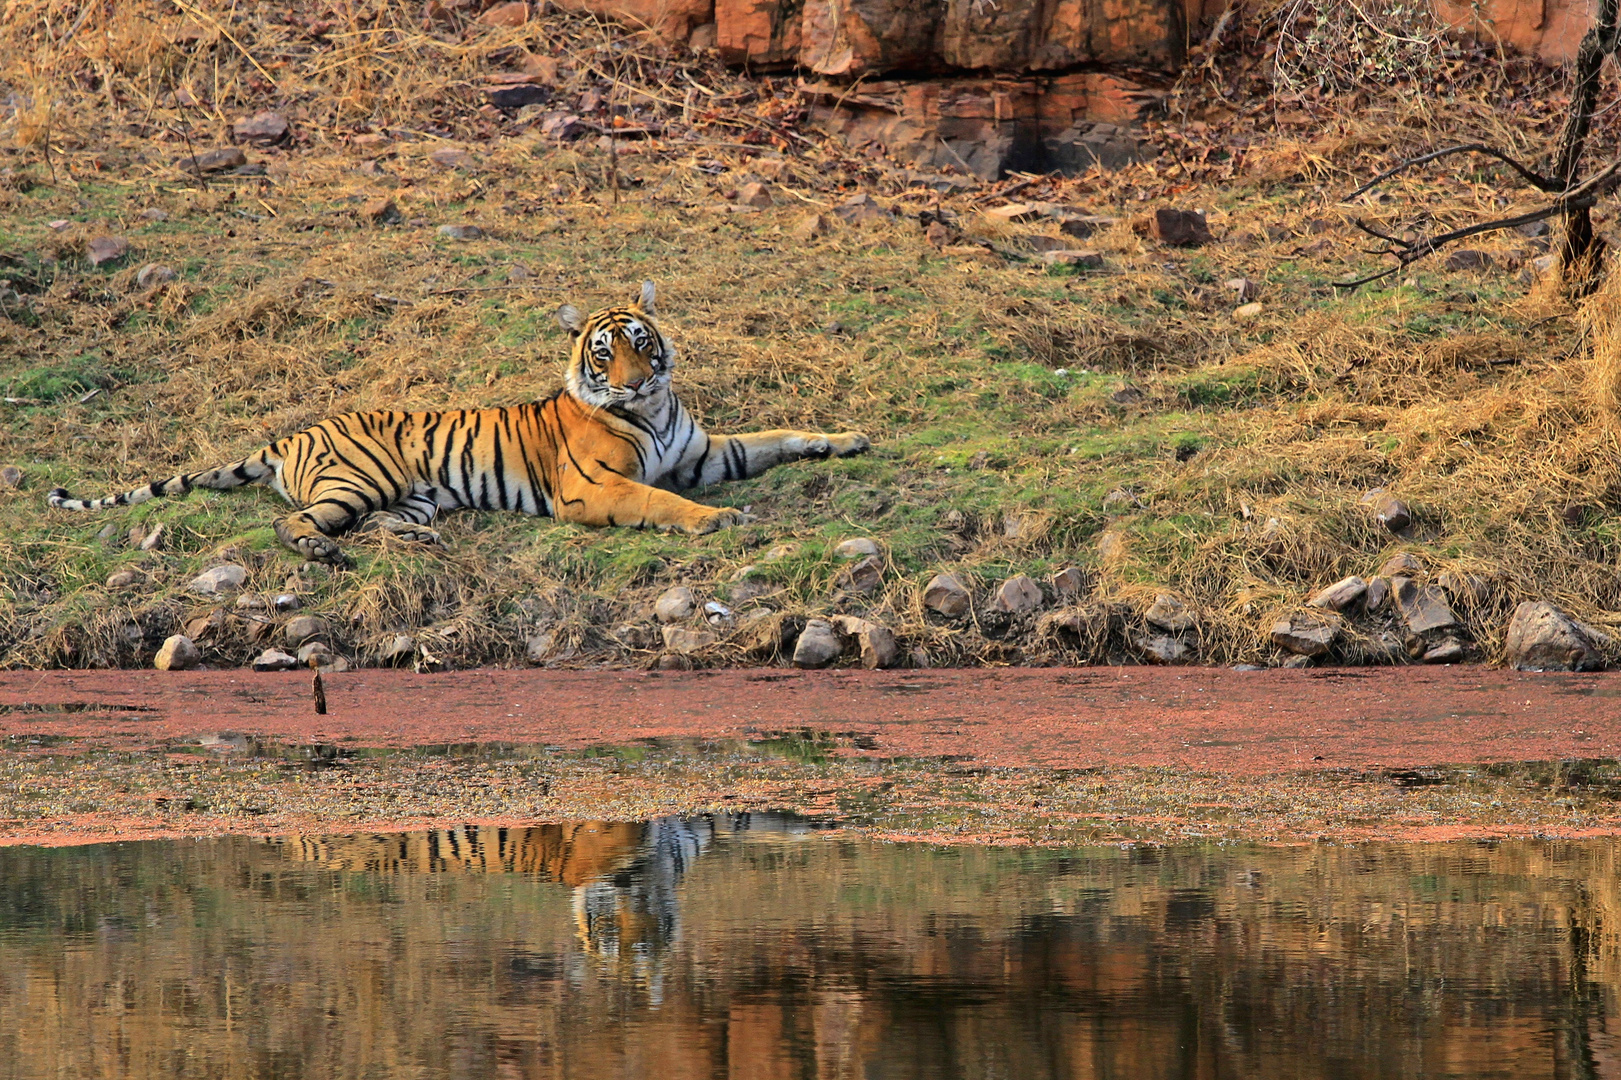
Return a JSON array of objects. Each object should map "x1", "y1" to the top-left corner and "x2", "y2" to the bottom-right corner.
[{"x1": 556, "y1": 281, "x2": 676, "y2": 412}]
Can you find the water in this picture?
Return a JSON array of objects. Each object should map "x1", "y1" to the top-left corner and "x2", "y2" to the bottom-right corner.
[{"x1": 3, "y1": 818, "x2": 1621, "y2": 1079}]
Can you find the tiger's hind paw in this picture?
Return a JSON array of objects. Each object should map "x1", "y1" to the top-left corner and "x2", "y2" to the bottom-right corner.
[{"x1": 829, "y1": 432, "x2": 871, "y2": 457}]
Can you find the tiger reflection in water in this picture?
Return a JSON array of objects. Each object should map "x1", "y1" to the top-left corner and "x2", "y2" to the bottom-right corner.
[{"x1": 268, "y1": 814, "x2": 803, "y2": 977}]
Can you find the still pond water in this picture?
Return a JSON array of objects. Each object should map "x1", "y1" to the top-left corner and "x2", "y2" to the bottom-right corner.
[{"x1": 4, "y1": 816, "x2": 1621, "y2": 1078}]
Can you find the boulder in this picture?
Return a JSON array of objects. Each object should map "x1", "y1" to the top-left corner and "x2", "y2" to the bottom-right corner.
[
  {"x1": 1135, "y1": 633, "x2": 1190, "y2": 664},
  {"x1": 1393, "y1": 577, "x2": 1458, "y2": 636},
  {"x1": 655, "y1": 586, "x2": 698, "y2": 623},
  {"x1": 735, "y1": 181, "x2": 773, "y2": 207},
  {"x1": 1051, "y1": 566, "x2": 1087, "y2": 598},
  {"x1": 136, "y1": 263, "x2": 178, "y2": 288},
  {"x1": 834, "y1": 537, "x2": 880, "y2": 559},
  {"x1": 251, "y1": 648, "x2": 299, "y2": 672},
  {"x1": 832, "y1": 615, "x2": 898, "y2": 669},
  {"x1": 1360, "y1": 489, "x2": 1412, "y2": 533},
  {"x1": 87, "y1": 236, "x2": 130, "y2": 267},
  {"x1": 1364, "y1": 576, "x2": 1391, "y2": 613},
  {"x1": 1270, "y1": 612, "x2": 1341, "y2": 657},
  {"x1": 1144, "y1": 593, "x2": 1194, "y2": 632},
  {"x1": 1504, "y1": 601, "x2": 1605, "y2": 672},
  {"x1": 1059, "y1": 215, "x2": 1119, "y2": 239},
  {"x1": 1379, "y1": 552, "x2": 1424, "y2": 578},
  {"x1": 176, "y1": 147, "x2": 246, "y2": 174},
  {"x1": 231, "y1": 111, "x2": 290, "y2": 145},
  {"x1": 1308, "y1": 576, "x2": 1367, "y2": 612},
  {"x1": 363, "y1": 198, "x2": 403, "y2": 225},
  {"x1": 429, "y1": 147, "x2": 478, "y2": 169},
  {"x1": 1422, "y1": 637, "x2": 1467, "y2": 664},
  {"x1": 792, "y1": 618, "x2": 842, "y2": 668},
  {"x1": 154, "y1": 635, "x2": 202, "y2": 671},
  {"x1": 1149, "y1": 208, "x2": 1211, "y2": 247},
  {"x1": 991, "y1": 574, "x2": 1042, "y2": 615},
  {"x1": 834, "y1": 555, "x2": 884, "y2": 594},
  {"x1": 189, "y1": 564, "x2": 248, "y2": 595},
  {"x1": 923, "y1": 573, "x2": 971, "y2": 617},
  {"x1": 661, "y1": 625, "x2": 717, "y2": 655},
  {"x1": 525, "y1": 629, "x2": 557, "y2": 664},
  {"x1": 283, "y1": 614, "x2": 329, "y2": 646}
]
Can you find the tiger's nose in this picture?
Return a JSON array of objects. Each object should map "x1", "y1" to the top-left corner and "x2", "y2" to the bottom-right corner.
[{"x1": 624, "y1": 377, "x2": 647, "y2": 392}]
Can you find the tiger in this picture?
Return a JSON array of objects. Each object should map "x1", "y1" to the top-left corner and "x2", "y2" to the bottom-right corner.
[{"x1": 48, "y1": 281, "x2": 870, "y2": 564}]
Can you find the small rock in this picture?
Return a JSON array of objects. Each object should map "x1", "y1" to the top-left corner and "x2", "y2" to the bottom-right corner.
[
  {"x1": 251, "y1": 648, "x2": 299, "y2": 672},
  {"x1": 923, "y1": 573, "x2": 971, "y2": 617},
  {"x1": 184, "y1": 612, "x2": 226, "y2": 642},
  {"x1": 236, "y1": 594, "x2": 266, "y2": 611},
  {"x1": 614, "y1": 623, "x2": 661, "y2": 650},
  {"x1": 736, "y1": 181, "x2": 772, "y2": 208},
  {"x1": 834, "y1": 537, "x2": 880, "y2": 559},
  {"x1": 791, "y1": 213, "x2": 828, "y2": 240},
  {"x1": 1364, "y1": 576, "x2": 1391, "y2": 613},
  {"x1": 1422, "y1": 637, "x2": 1467, "y2": 664},
  {"x1": 859, "y1": 627, "x2": 898, "y2": 669},
  {"x1": 834, "y1": 194, "x2": 888, "y2": 224},
  {"x1": 924, "y1": 220, "x2": 951, "y2": 248},
  {"x1": 1232, "y1": 663, "x2": 1266, "y2": 672},
  {"x1": 283, "y1": 614, "x2": 329, "y2": 646},
  {"x1": 87, "y1": 236, "x2": 129, "y2": 268},
  {"x1": 154, "y1": 635, "x2": 202, "y2": 671},
  {"x1": 138, "y1": 208, "x2": 168, "y2": 221},
  {"x1": 835, "y1": 555, "x2": 884, "y2": 594},
  {"x1": 1437, "y1": 570, "x2": 1490, "y2": 607},
  {"x1": 106, "y1": 568, "x2": 144, "y2": 589},
  {"x1": 1443, "y1": 249, "x2": 1493, "y2": 272},
  {"x1": 1517, "y1": 220, "x2": 1551, "y2": 238},
  {"x1": 362, "y1": 198, "x2": 403, "y2": 225},
  {"x1": 1504, "y1": 600, "x2": 1605, "y2": 672},
  {"x1": 992, "y1": 574, "x2": 1043, "y2": 615},
  {"x1": 1360, "y1": 489, "x2": 1412, "y2": 533},
  {"x1": 1270, "y1": 611, "x2": 1341, "y2": 657},
  {"x1": 1135, "y1": 633, "x2": 1190, "y2": 664},
  {"x1": 1025, "y1": 235, "x2": 1071, "y2": 253},
  {"x1": 381, "y1": 635, "x2": 416, "y2": 665},
  {"x1": 703, "y1": 600, "x2": 733, "y2": 628},
  {"x1": 0, "y1": 465, "x2": 21, "y2": 489},
  {"x1": 525, "y1": 630, "x2": 556, "y2": 664},
  {"x1": 1109, "y1": 385, "x2": 1144, "y2": 406},
  {"x1": 909, "y1": 646, "x2": 932, "y2": 668},
  {"x1": 438, "y1": 224, "x2": 484, "y2": 240},
  {"x1": 296, "y1": 640, "x2": 336, "y2": 666},
  {"x1": 1059, "y1": 215, "x2": 1118, "y2": 239},
  {"x1": 762, "y1": 543, "x2": 799, "y2": 561},
  {"x1": 662, "y1": 625, "x2": 717, "y2": 655},
  {"x1": 1225, "y1": 277, "x2": 1260, "y2": 302},
  {"x1": 189, "y1": 564, "x2": 248, "y2": 595},
  {"x1": 176, "y1": 147, "x2": 247, "y2": 174},
  {"x1": 477, "y1": 0, "x2": 529, "y2": 26},
  {"x1": 1052, "y1": 567, "x2": 1087, "y2": 598},
  {"x1": 1308, "y1": 576, "x2": 1367, "y2": 612},
  {"x1": 1149, "y1": 207, "x2": 1212, "y2": 247},
  {"x1": 1144, "y1": 593, "x2": 1194, "y2": 632},
  {"x1": 792, "y1": 618, "x2": 842, "y2": 668},
  {"x1": 272, "y1": 593, "x2": 301, "y2": 612},
  {"x1": 654, "y1": 586, "x2": 698, "y2": 624},
  {"x1": 231, "y1": 111, "x2": 290, "y2": 146},
  {"x1": 1096, "y1": 529, "x2": 1126, "y2": 560},
  {"x1": 428, "y1": 147, "x2": 478, "y2": 170},
  {"x1": 1393, "y1": 577, "x2": 1458, "y2": 635},
  {"x1": 1280, "y1": 653, "x2": 1314, "y2": 669},
  {"x1": 1379, "y1": 552, "x2": 1424, "y2": 578},
  {"x1": 1530, "y1": 253, "x2": 1559, "y2": 278},
  {"x1": 137, "y1": 523, "x2": 165, "y2": 551},
  {"x1": 984, "y1": 202, "x2": 1041, "y2": 222},
  {"x1": 136, "y1": 263, "x2": 177, "y2": 289},
  {"x1": 1233, "y1": 301, "x2": 1263, "y2": 322},
  {"x1": 1042, "y1": 249, "x2": 1105, "y2": 269}
]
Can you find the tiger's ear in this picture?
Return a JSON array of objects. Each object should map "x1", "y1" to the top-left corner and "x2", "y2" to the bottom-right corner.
[
  {"x1": 638, "y1": 280, "x2": 656, "y2": 317},
  {"x1": 555, "y1": 304, "x2": 585, "y2": 335}
]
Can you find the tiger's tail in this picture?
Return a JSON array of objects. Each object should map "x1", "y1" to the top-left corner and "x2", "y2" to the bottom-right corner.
[{"x1": 48, "y1": 448, "x2": 279, "y2": 512}]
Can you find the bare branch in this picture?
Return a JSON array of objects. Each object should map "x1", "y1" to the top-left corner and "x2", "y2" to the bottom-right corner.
[{"x1": 1345, "y1": 143, "x2": 1560, "y2": 201}]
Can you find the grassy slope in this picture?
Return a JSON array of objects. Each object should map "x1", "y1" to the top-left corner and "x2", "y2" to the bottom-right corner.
[{"x1": 0, "y1": 126, "x2": 1614, "y2": 669}]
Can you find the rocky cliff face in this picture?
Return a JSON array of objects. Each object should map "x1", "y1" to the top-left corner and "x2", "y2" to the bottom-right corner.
[{"x1": 552, "y1": 0, "x2": 1593, "y2": 177}]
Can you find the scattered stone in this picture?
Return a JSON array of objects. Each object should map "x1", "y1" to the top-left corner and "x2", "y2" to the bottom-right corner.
[
  {"x1": 428, "y1": 147, "x2": 477, "y2": 170},
  {"x1": 790, "y1": 213, "x2": 828, "y2": 240},
  {"x1": 1270, "y1": 611, "x2": 1341, "y2": 657},
  {"x1": 1280, "y1": 653, "x2": 1314, "y2": 669},
  {"x1": 922, "y1": 573, "x2": 971, "y2": 617},
  {"x1": 438, "y1": 223, "x2": 484, "y2": 240},
  {"x1": 1364, "y1": 576, "x2": 1391, "y2": 613},
  {"x1": 155, "y1": 635, "x2": 202, "y2": 671},
  {"x1": 1025, "y1": 235, "x2": 1071, "y2": 252},
  {"x1": 1393, "y1": 577, "x2": 1458, "y2": 635},
  {"x1": 613, "y1": 623, "x2": 661, "y2": 650},
  {"x1": 1308, "y1": 576, "x2": 1367, "y2": 612},
  {"x1": 1225, "y1": 277, "x2": 1260, "y2": 302},
  {"x1": 831, "y1": 615, "x2": 899, "y2": 669},
  {"x1": 296, "y1": 640, "x2": 336, "y2": 666},
  {"x1": 910, "y1": 646, "x2": 932, "y2": 668},
  {"x1": 272, "y1": 593, "x2": 301, "y2": 612},
  {"x1": 984, "y1": 202, "x2": 1041, "y2": 222},
  {"x1": 362, "y1": 198, "x2": 402, "y2": 225},
  {"x1": 231, "y1": 111, "x2": 290, "y2": 145},
  {"x1": 1360, "y1": 489, "x2": 1412, "y2": 532},
  {"x1": 189, "y1": 564, "x2": 248, "y2": 595},
  {"x1": 924, "y1": 220, "x2": 952, "y2": 248},
  {"x1": 1379, "y1": 552, "x2": 1424, "y2": 578},
  {"x1": 252, "y1": 648, "x2": 299, "y2": 672},
  {"x1": 235, "y1": 594, "x2": 267, "y2": 611},
  {"x1": 834, "y1": 537, "x2": 880, "y2": 559},
  {"x1": 0, "y1": 465, "x2": 20, "y2": 490},
  {"x1": 283, "y1": 614, "x2": 329, "y2": 646},
  {"x1": 136, "y1": 263, "x2": 177, "y2": 289},
  {"x1": 1052, "y1": 567, "x2": 1087, "y2": 598},
  {"x1": 1422, "y1": 637, "x2": 1467, "y2": 664},
  {"x1": 992, "y1": 574, "x2": 1043, "y2": 615},
  {"x1": 1144, "y1": 593, "x2": 1195, "y2": 632},
  {"x1": 106, "y1": 568, "x2": 144, "y2": 589},
  {"x1": 1149, "y1": 207, "x2": 1212, "y2": 247},
  {"x1": 478, "y1": 0, "x2": 529, "y2": 26},
  {"x1": 382, "y1": 635, "x2": 415, "y2": 664},
  {"x1": 1059, "y1": 215, "x2": 1118, "y2": 239},
  {"x1": 1135, "y1": 633, "x2": 1191, "y2": 664},
  {"x1": 176, "y1": 147, "x2": 247, "y2": 174},
  {"x1": 1109, "y1": 385, "x2": 1145, "y2": 406},
  {"x1": 1443, "y1": 249, "x2": 1494, "y2": 272},
  {"x1": 1504, "y1": 601, "x2": 1605, "y2": 672},
  {"x1": 1233, "y1": 301, "x2": 1263, "y2": 322},
  {"x1": 736, "y1": 181, "x2": 772, "y2": 208},
  {"x1": 655, "y1": 586, "x2": 698, "y2": 624},
  {"x1": 184, "y1": 611, "x2": 226, "y2": 642},
  {"x1": 1042, "y1": 249, "x2": 1105, "y2": 269},
  {"x1": 792, "y1": 618, "x2": 842, "y2": 668},
  {"x1": 834, "y1": 194, "x2": 888, "y2": 224},
  {"x1": 1232, "y1": 663, "x2": 1266, "y2": 672},
  {"x1": 525, "y1": 630, "x2": 556, "y2": 664},
  {"x1": 834, "y1": 555, "x2": 884, "y2": 595},
  {"x1": 135, "y1": 523, "x2": 166, "y2": 551},
  {"x1": 87, "y1": 236, "x2": 129, "y2": 268},
  {"x1": 727, "y1": 569, "x2": 774, "y2": 604},
  {"x1": 138, "y1": 208, "x2": 168, "y2": 221}
]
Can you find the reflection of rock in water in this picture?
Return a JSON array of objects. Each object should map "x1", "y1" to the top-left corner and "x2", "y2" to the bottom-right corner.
[{"x1": 270, "y1": 812, "x2": 817, "y2": 981}]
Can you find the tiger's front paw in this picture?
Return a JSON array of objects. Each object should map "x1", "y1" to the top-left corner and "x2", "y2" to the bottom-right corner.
[
  {"x1": 828, "y1": 432, "x2": 871, "y2": 457},
  {"x1": 686, "y1": 506, "x2": 749, "y2": 535}
]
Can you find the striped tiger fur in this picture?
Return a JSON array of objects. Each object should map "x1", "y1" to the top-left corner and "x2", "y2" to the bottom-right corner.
[{"x1": 48, "y1": 281, "x2": 870, "y2": 564}]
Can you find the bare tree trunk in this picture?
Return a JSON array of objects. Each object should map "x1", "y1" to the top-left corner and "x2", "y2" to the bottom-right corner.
[{"x1": 1556, "y1": 0, "x2": 1621, "y2": 291}]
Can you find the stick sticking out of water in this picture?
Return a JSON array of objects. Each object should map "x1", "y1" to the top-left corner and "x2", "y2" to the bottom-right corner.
[{"x1": 310, "y1": 656, "x2": 327, "y2": 716}]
